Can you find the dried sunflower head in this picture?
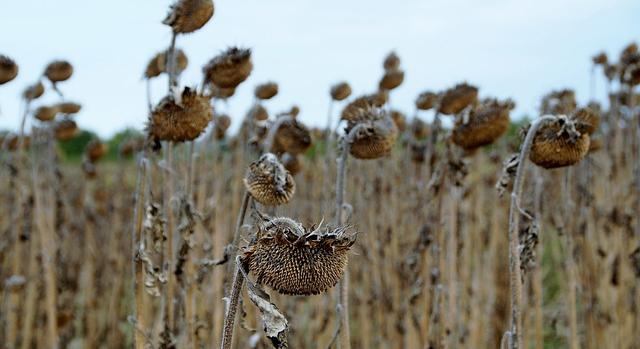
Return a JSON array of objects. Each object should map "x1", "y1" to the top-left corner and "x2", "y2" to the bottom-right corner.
[
  {"x1": 346, "y1": 107, "x2": 398, "y2": 159},
  {"x1": 272, "y1": 118, "x2": 312, "y2": 155},
  {"x1": 330, "y1": 82, "x2": 352, "y2": 101},
  {"x1": 54, "y1": 102, "x2": 82, "y2": 115},
  {"x1": 451, "y1": 98, "x2": 514, "y2": 150},
  {"x1": 249, "y1": 103, "x2": 269, "y2": 121},
  {"x1": 438, "y1": 83, "x2": 478, "y2": 115},
  {"x1": 34, "y1": 105, "x2": 59, "y2": 122},
  {"x1": 255, "y1": 82, "x2": 279, "y2": 100},
  {"x1": 163, "y1": 0, "x2": 214, "y2": 34},
  {"x1": 592, "y1": 52, "x2": 608, "y2": 65},
  {"x1": 145, "y1": 49, "x2": 189, "y2": 79},
  {"x1": 243, "y1": 216, "x2": 356, "y2": 296},
  {"x1": 383, "y1": 51, "x2": 400, "y2": 70},
  {"x1": 85, "y1": 139, "x2": 108, "y2": 163},
  {"x1": 540, "y1": 89, "x2": 576, "y2": 115},
  {"x1": 411, "y1": 117, "x2": 429, "y2": 139},
  {"x1": 44, "y1": 60, "x2": 73, "y2": 83},
  {"x1": 203, "y1": 47, "x2": 253, "y2": 89},
  {"x1": 23, "y1": 81, "x2": 45, "y2": 101},
  {"x1": 529, "y1": 115, "x2": 590, "y2": 169},
  {"x1": 379, "y1": 69, "x2": 404, "y2": 90},
  {"x1": 212, "y1": 114, "x2": 231, "y2": 140},
  {"x1": 341, "y1": 93, "x2": 387, "y2": 121},
  {"x1": 244, "y1": 153, "x2": 296, "y2": 206},
  {"x1": 415, "y1": 91, "x2": 437, "y2": 111},
  {"x1": 0, "y1": 55, "x2": 18, "y2": 84},
  {"x1": 54, "y1": 118, "x2": 78, "y2": 141},
  {"x1": 148, "y1": 87, "x2": 212, "y2": 142},
  {"x1": 571, "y1": 107, "x2": 599, "y2": 135}
]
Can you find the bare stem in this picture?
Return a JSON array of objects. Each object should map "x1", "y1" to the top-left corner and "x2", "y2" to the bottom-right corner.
[
  {"x1": 506, "y1": 115, "x2": 556, "y2": 349},
  {"x1": 132, "y1": 157, "x2": 148, "y2": 349},
  {"x1": 220, "y1": 261, "x2": 245, "y2": 349}
]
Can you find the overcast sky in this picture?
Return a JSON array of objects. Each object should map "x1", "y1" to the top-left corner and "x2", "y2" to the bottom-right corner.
[{"x1": 1, "y1": 0, "x2": 639, "y2": 138}]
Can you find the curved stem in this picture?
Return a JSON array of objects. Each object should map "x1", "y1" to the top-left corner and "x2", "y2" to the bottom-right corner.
[{"x1": 506, "y1": 115, "x2": 556, "y2": 348}]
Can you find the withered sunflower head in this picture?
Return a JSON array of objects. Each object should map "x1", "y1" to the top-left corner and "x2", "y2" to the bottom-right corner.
[
  {"x1": 415, "y1": 91, "x2": 438, "y2": 111},
  {"x1": 330, "y1": 81, "x2": 352, "y2": 101},
  {"x1": 255, "y1": 81, "x2": 279, "y2": 100},
  {"x1": 438, "y1": 83, "x2": 479, "y2": 115},
  {"x1": 54, "y1": 118, "x2": 78, "y2": 141},
  {"x1": 243, "y1": 216, "x2": 356, "y2": 296},
  {"x1": 346, "y1": 107, "x2": 398, "y2": 159},
  {"x1": 34, "y1": 105, "x2": 60, "y2": 122},
  {"x1": 163, "y1": 0, "x2": 214, "y2": 34},
  {"x1": 592, "y1": 52, "x2": 608, "y2": 65},
  {"x1": 249, "y1": 103, "x2": 269, "y2": 121},
  {"x1": 379, "y1": 69, "x2": 404, "y2": 91},
  {"x1": 529, "y1": 115, "x2": 590, "y2": 169},
  {"x1": 244, "y1": 153, "x2": 296, "y2": 206},
  {"x1": 145, "y1": 49, "x2": 189, "y2": 79},
  {"x1": 272, "y1": 118, "x2": 312, "y2": 155},
  {"x1": 451, "y1": 98, "x2": 514, "y2": 150},
  {"x1": 383, "y1": 51, "x2": 400, "y2": 71},
  {"x1": 540, "y1": 89, "x2": 576, "y2": 115},
  {"x1": 213, "y1": 114, "x2": 231, "y2": 140},
  {"x1": 85, "y1": 139, "x2": 108, "y2": 163},
  {"x1": 44, "y1": 60, "x2": 73, "y2": 83},
  {"x1": 622, "y1": 63, "x2": 640, "y2": 86},
  {"x1": 341, "y1": 93, "x2": 387, "y2": 121},
  {"x1": 281, "y1": 152, "x2": 302, "y2": 176},
  {"x1": 620, "y1": 42, "x2": 638, "y2": 63},
  {"x1": 0, "y1": 55, "x2": 19, "y2": 85},
  {"x1": 203, "y1": 47, "x2": 253, "y2": 89},
  {"x1": 23, "y1": 81, "x2": 45, "y2": 100},
  {"x1": 148, "y1": 87, "x2": 212, "y2": 142},
  {"x1": 54, "y1": 102, "x2": 82, "y2": 115}
]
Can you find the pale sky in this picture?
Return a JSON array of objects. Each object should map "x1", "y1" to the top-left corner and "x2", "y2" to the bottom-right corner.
[{"x1": 1, "y1": 0, "x2": 639, "y2": 138}]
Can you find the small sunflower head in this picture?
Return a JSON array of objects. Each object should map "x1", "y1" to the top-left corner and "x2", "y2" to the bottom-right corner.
[
  {"x1": 592, "y1": 52, "x2": 608, "y2": 65},
  {"x1": 145, "y1": 49, "x2": 189, "y2": 79},
  {"x1": 346, "y1": 107, "x2": 398, "y2": 159},
  {"x1": 34, "y1": 105, "x2": 60, "y2": 122},
  {"x1": 85, "y1": 139, "x2": 108, "y2": 163},
  {"x1": 54, "y1": 118, "x2": 78, "y2": 141},
  {"x1": 148, "y1": 87, "x2": 212, "y2": 142},
  {"x1": 415, "y1": 91, "x2": 438, "y2": 111},
  {"x1": 451, "y1": 98, "x2": 514, "y2": 150},
  {"x1": 330, "y1": 82, "x2": 352, "y2": 101},
  {"x1": 54, "y1": 102, "x2": 82, "y2": 115},
  {"x1": 213, "y1": 114, "x2": 231, "y2": 140},
  {"x1": 0, "y1": 55, "x2": 18, "y2": 85},
  {"x1": 383, "y1": 51, "x2": 400, "y2": 70},
  {"x1": 44, "y1": 60, "x2": 73, "y2": 83},
  {"x1": 23, "y1": 81, "x2": 45, "y2": 100},
  {"x1": 438, "y1": 83, "x2": 479, "y2": 115},
  {"x1": 243, "y1": 216, "x2": 356, "y2": 296},
  {"x1": 249, "y1": 104, "x2": 269, "y2": 121},
  {"x1": 255, "y1": 82, "x2": 279, "y2": 100},
  {"x1": 272, "y1": 118, "x2": 312, "y2": 155},
  {"x1": 379, "y1": 69, "x2": 404, "y2": 91},
  {"x1": 540, "y1": 89, "x2": 576, "y2": 115},
  {"x1": 244, "y1": 153, "x2": 296, "y2": 206},
  {"x1": 529, "y1": 114, "x2": 590, "y2": 169},
  {"x1": 203, "y1": 47, "x2": 253, "y2": 89},
  {"x1": 163, "y1": 0, "x2": 214, "y2": 34}
]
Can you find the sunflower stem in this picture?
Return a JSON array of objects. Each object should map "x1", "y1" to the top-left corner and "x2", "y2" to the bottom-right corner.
[{"x1": 220, "y1": 262, "x2": 245, "y2": 349}]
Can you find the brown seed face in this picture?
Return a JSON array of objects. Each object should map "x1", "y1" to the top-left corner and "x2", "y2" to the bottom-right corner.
[
  {"x1": 203, "y1": 47, "x2": 253, "y2": 89},
  {"x1": 44, "y1": 60, "x2": 73, "y2": 83},
  {"x1": 383, "y1": 51, "x2": 400, "y2": 71},
  {"x1": 529, "y1": 116, "x2": 590, "y2": 169},
  {"x1": 0, "y1": 55, "x2": 19, "y2": 84},
  {"x1": 379, "y1": 69, "x2": 404, "y2": 90},
  {"x1": 415, "y1": 91, "x2": 437, "y2": 111},
  {"x1": 330, "y1": 82, "x2": 352, "y2": 101},
  {"x1": 85, "y1": 139, "x2": 108, "y2": 163},
  {"x1": 34, "y1": 106, "x2": 60, "y2": 122},
  {"x1": 148, "y1": 87, "x2": 213, "y2": 142},
  {"x1": 145, "y1": 49, "x2": 189, "y2": 79},
  {"x1": 244, "y1": 217, "x2": 356, "y2": 296},
  {"x1": 249, "y1": 104, "x2": 269, "y2": 121},
  {"x1": 273, "y1": 119, "x2": 312, "y2": 155},
  {"x1": 244, "y1": 153, "x2": 296, "y2": 206},
  {"x1": 451, "y1": 98, "x2": 514, "y2": 150},
  {"x1": 163, "y1": 0, "x2": 214, "y2": 34},
  {"x1": 438, "y1": 83, "x2": 479, "y2": 115},
  {"x1": 55, "y1": 102, "x2": 82, "y2": 115},
  {"x1": 23, "y1": 81, "x2": 45, "y2": 100},
  {"x1": 347, "y1": 108, "x2": 398, "y2": 159},
  {"x1": 255, "y1": 82, "x2": 279, "y2": 100},
  {"x1": 54, "y1": 119, "x2": 78, "y2": 141}
]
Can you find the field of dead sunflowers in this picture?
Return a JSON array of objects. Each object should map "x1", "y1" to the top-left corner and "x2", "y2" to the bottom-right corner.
[{"x1": 1, "y1": 1, "x2": 639, "y2": 349}]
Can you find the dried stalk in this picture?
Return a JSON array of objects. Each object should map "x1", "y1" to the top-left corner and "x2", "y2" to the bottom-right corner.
[{"x1": 132, "y1": 157, "x2": 149, "y2": 349}]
